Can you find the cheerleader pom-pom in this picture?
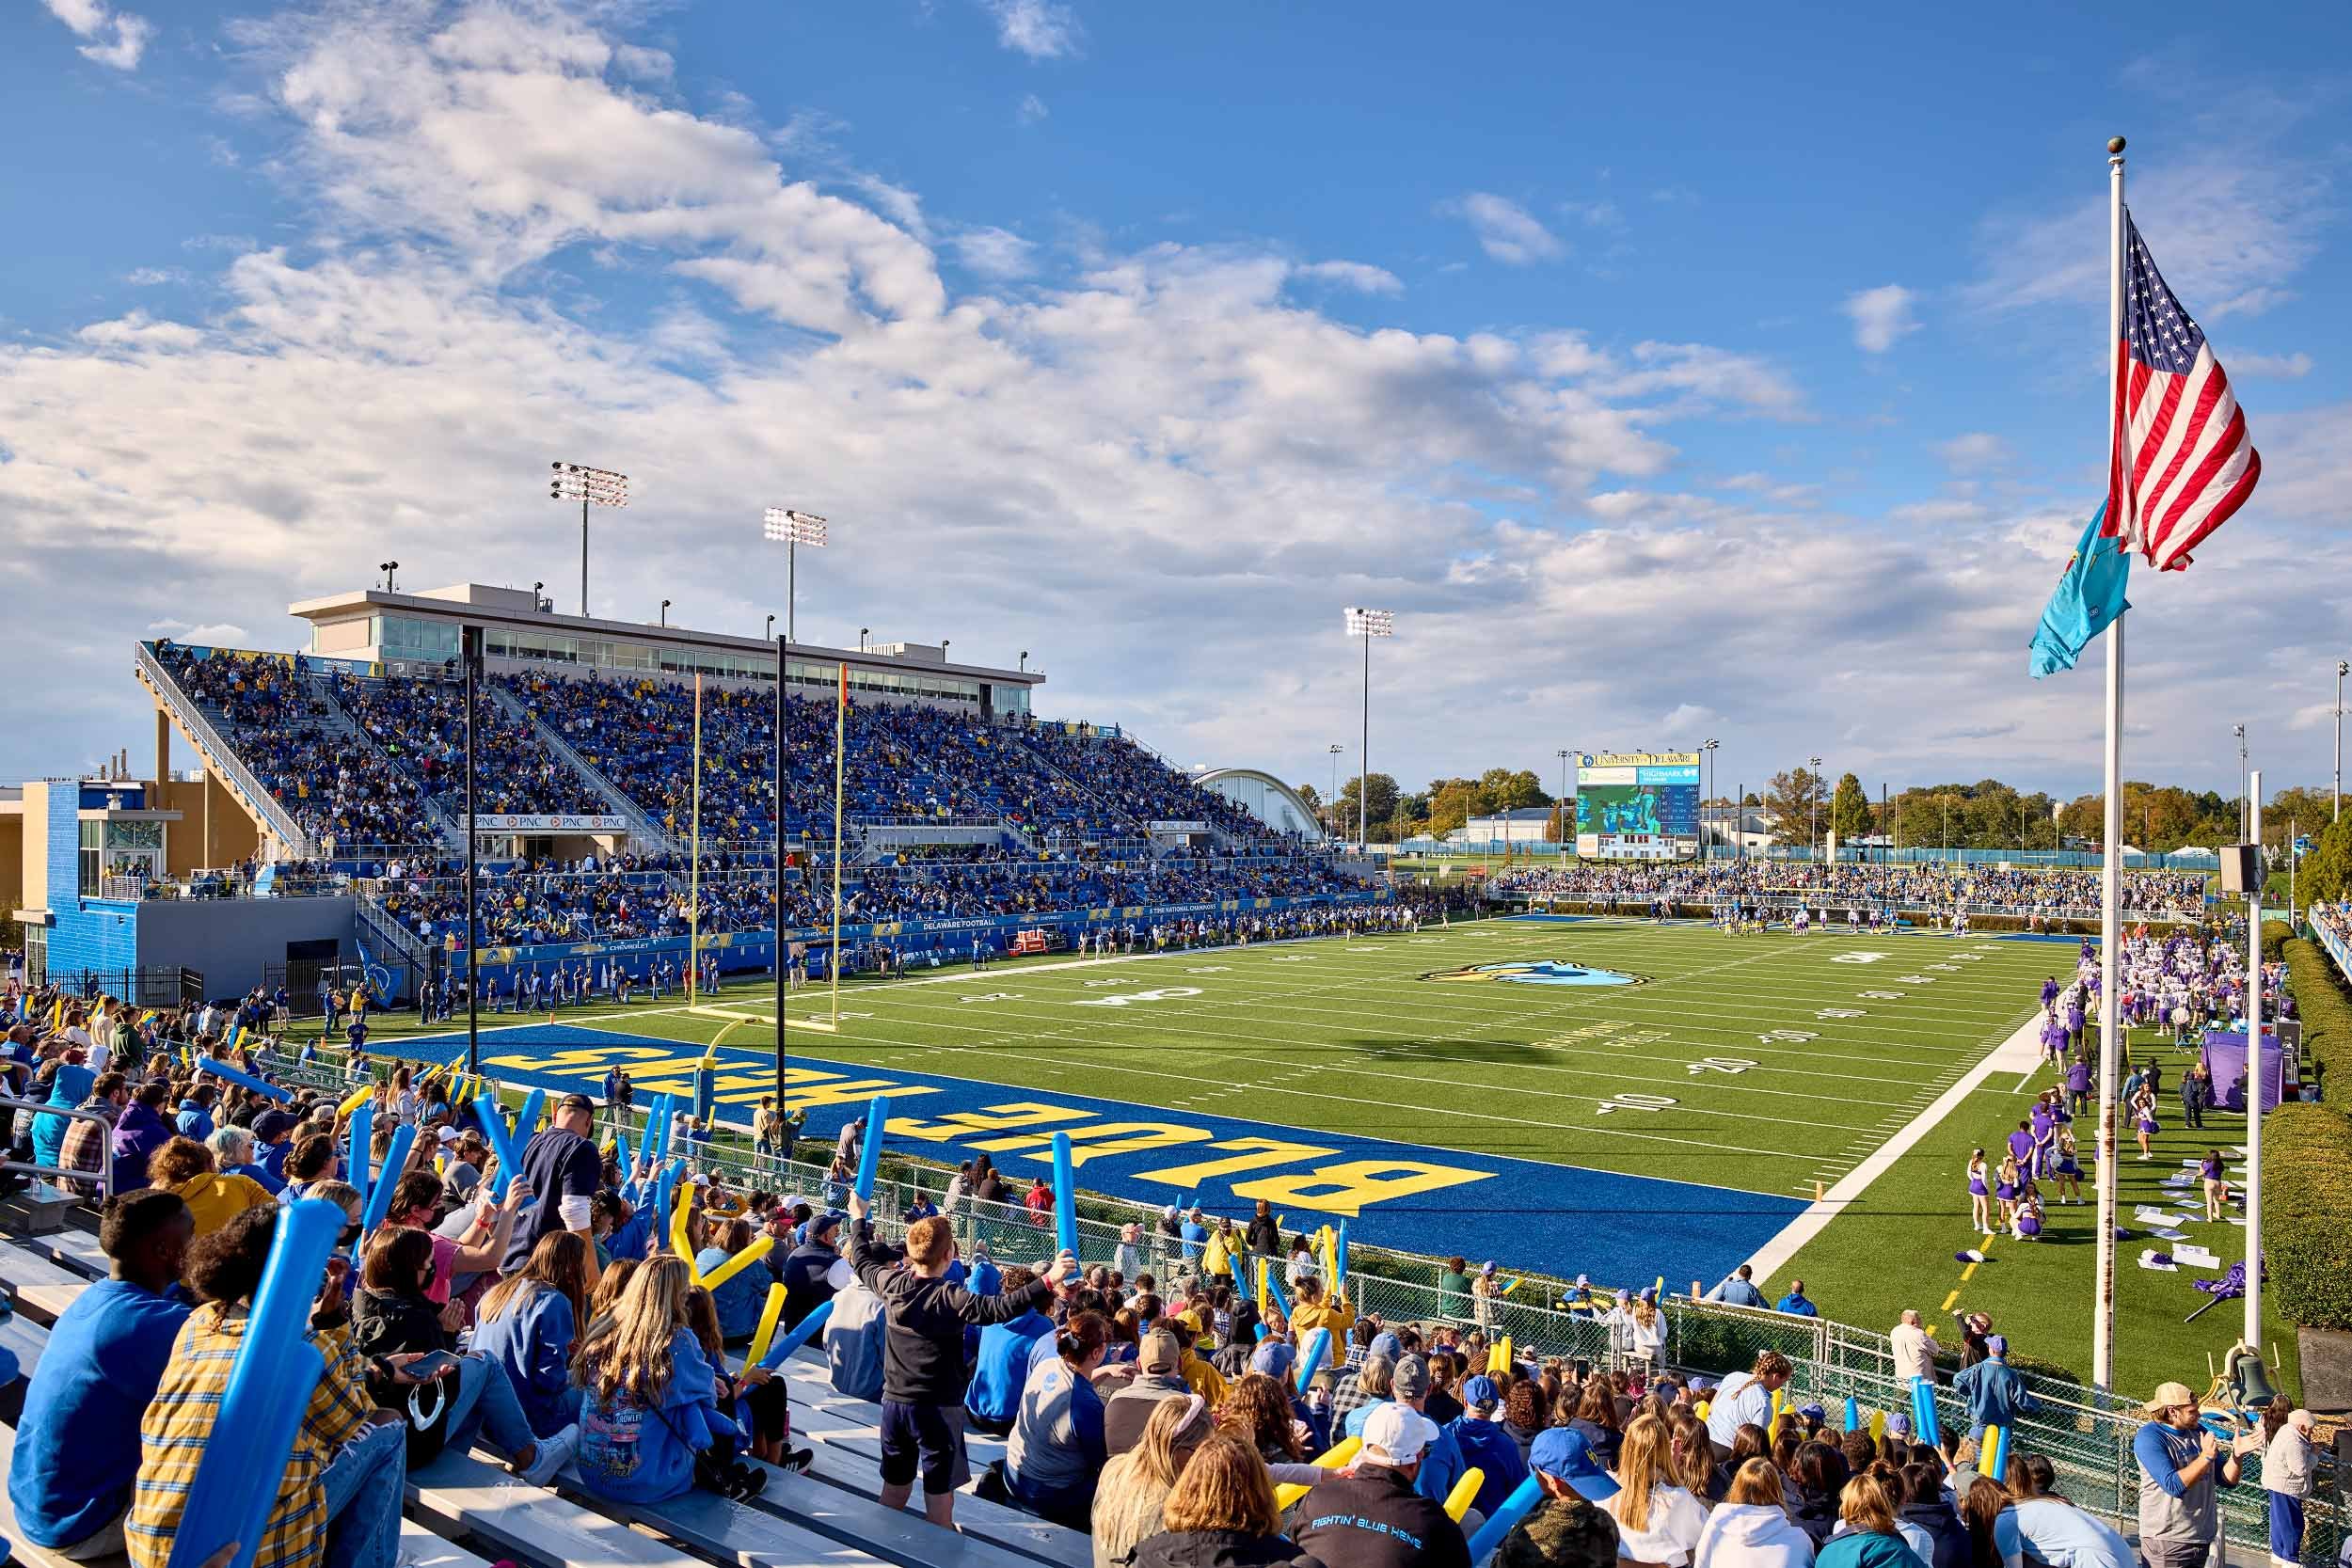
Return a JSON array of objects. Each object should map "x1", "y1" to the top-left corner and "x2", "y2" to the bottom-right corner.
[{"x1": 1954, "y1": 1249, "x2": 1987, "y2": 1264}]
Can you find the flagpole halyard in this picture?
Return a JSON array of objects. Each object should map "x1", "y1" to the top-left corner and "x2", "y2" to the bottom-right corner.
[{"x1": 2091, "y1": 135, "x2": 2126, "y2": 1395}]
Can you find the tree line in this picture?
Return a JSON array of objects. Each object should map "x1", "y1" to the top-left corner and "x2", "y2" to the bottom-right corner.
[{"x1": 1294, "y1": 763, "x2": 2337, "y2": 854}]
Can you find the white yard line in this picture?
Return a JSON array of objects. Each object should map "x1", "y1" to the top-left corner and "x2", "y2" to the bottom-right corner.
[{"x1": 1739, "y1": 1006, "x2": 2044, "y2": 1283}]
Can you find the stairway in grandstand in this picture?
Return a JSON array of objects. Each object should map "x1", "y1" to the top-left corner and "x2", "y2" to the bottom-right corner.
[
  {"x1": 134, "y1": 641, "x2": 318, "y2": 858},
  {"x1": 486, "y1": 682, "x2": 683, "y2": 853},
  {"x1": 308, "y1": 671, "x2": 467, "y2": 849},
  {"x1": 0, "y1": 1224, "x2": 1094, "y2": 1568}
]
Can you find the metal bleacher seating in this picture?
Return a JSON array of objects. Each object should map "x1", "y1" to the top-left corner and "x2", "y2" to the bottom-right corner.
[{"x1": 0, "y1": 1232, "x2": 1092, "y2": 1568}]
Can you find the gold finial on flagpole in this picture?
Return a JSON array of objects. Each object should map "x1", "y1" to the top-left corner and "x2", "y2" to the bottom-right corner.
[{"x1": 2107, "y1": 135, "x2": 2125, "y2": 154}]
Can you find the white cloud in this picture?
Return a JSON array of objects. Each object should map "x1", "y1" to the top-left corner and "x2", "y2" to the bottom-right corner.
[
  {"x1": 1843, "y1": 284, "x2": 1918, "y2": 354},
  {"x1": 1448, "y1": 194, "x2": 1564, "y2": 266},
  {"x1": 982, "y1": 0, "x2": 1080, "y2": 59},
  {"x1": 124, "y1": 267, "x2": 187, "y2": 287},
  {"x1": 1936, "y1": 432, "x2": 2008, "y2": 471},
  {"x1": 2233, "y1": 351, "x2": 2312, "y2": 379},
  {"x1": 1293, "y1": 261, "x2": 1404, "y2": 296},
  {"x1": 952, "y1": 227, "x2": 1037, "y2": 279},
  {"x1": 148, "y1": 619, "x2": 249, "y2": 646},
  {"x1": 41, "y1": 0, "x2": 151, "y2": 70},
  {"x1": 1017, "y1": 92, "x2": 1049, "y2": 124},
  {"x1": 1963, "y1": 154, "x2": 2325, "y2": 321},
  {"x1": 8, "y1": 1, "x2": 2347, "y2": 800}
]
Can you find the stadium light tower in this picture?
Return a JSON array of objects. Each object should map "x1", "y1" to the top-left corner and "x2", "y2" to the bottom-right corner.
[
  {"x1": 2336, "y1": 659, "x2": 2347, "y2": 821},
  {"x1": 549, "y1": 461, "x2": 628, "y2": 617},
  {"x1": 1327, "y1": 744, "x2": 1344, "y2": 841},
  {"x1": 2233, "y1": 722, "x2": 2249, "y2": 838},
  {"x1": 1808, "y1": 755, "x2": 1823, "y2": 863},
  {"x1": 1556, "y1": 749, "x2": 1571, "y2": 846},
  {"x1": 1343, "y1": 608, "x2": 1394, "y2": 847},
  {"x1": 1703, "y1": 738, "x2": 1720, "y2": 857},
  {"x1": 761, "y1": 508, "x2": 829, "y2": 644}
]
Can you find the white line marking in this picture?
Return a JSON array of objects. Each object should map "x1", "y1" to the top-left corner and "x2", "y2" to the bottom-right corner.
[{"x1": 1740, "y1": 1008, "x2": 2043, "y2": 1283}]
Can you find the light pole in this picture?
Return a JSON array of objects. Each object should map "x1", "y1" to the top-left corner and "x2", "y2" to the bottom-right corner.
[
  {"x1": 462, "y1": 625, "x2": 482, "y2": 1077},
  {"x1": 1019, "y1": 651, "x2": 1028, "y2": 673},
  {"x1": 549, "y1": 461, "x2": 628, "y2": 617},
  {"x1": 1808, "y1": 755, "x2": 1823, "y2": 863},
  {"x1": 761, "y1": 508, "x2": 828, "y2": 644},
  {"x1": 377, "y1": 560, "x2": 400, "y2": 592},
  {"x1": 766, "y1": 614, "x2": 775, "y2": 641},
  {"x1": 1703, "y1": 738, "x2": 1720, "y2": 859},
  {"x1": 859, "y1": 627, "x2": 869, "y2": 652},
  {"x1": 660, "y1": 599, "x2": 671, "y2": 627},
  {"x1": 2234, "y1": 722, "x2": 2249, "y2": 839},
  {"x1": 2336, "y1": 660, "x2": 2346, "y2": 821},
  {"x1": 1327, "y1": 744, "x2": 1344, "y2": 841},
  {"x1": 941, "y1": 639, "x2": 951, "y2": 663},
  {"x1": 532, "y1": 580, "x2": 545, "y2": 611},
  {"x1": 1556, "y1": 748, "x2": 1572, "y2": 848},
  {"x1": 1343, "y1": 608, "x2": 1395, "y2": 846}
]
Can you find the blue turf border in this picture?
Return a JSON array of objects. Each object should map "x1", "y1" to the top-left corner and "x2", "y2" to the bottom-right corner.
[{"x1": 399, "y1": 1021, "x2": 1804, "y2": 1290}]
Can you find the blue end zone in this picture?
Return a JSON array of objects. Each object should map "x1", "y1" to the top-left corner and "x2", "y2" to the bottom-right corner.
[{"x1": 403, "y1": 1022, "x2": 1805, "y2": 1291}]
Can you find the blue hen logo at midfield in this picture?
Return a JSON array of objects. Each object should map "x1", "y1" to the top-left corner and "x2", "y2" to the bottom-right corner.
[{"x1": 1423, "y1": 959, "x2": 1644, "y2": 987}]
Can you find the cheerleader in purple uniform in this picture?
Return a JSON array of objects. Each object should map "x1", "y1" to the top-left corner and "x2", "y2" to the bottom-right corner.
[
  {"x1": 1994, "y1": 1157, "x2": 2023, "y2": 1227},
  {"x1": 1966, "y1": 1148, "x2": 1992, "y2": 1232},
  {"x1": 2051, "y1": 1129, "x2": 2084, "y2": 1204},
  {"x1": 2133, "y1": 1085, "x2": 2159, "y2": 1160}
]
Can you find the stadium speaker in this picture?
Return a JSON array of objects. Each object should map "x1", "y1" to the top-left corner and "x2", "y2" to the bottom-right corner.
[{"x1": 2217, "y1": 845, "x2": 2265, "y2": 895}]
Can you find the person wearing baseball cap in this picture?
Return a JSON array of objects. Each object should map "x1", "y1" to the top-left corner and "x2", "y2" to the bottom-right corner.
[
  {"x1": 1449, "y1": 1372, "x2": 1530, "y2": 1525},
  {"x1": 1481, "y1": 1425, "x2": 1623, "y2": 1568},
  {"x1": 2134, "y1": 1379, "x2": 2253, "y2": 1568},
  {"x1": 1104, "y1": 1326, "x2": 1194, "y2": 1459},
  {"x1": 1294, "y1": 1402, "x2": 1471, "y2": 1568},
  {"x1": 1953, "y1": 1333, "x2": 2036, "y2": 1440},
  {"x1": 501, "y1": 1091, "x2": 605, "y2": 1279}
]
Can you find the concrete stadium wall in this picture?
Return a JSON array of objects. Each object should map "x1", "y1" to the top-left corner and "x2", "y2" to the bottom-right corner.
[{"x1": 135, "y1": 895, "x2": 356, "y2": 998}]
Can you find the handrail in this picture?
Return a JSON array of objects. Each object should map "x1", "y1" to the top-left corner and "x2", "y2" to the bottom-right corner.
[
  {"x1": 0, "y1": 1093, "x2": 115, "y2": 1196},
  {"x1": 135, "y1": 643, "x2": 314, "y2": 857},
  {"x1": 485, "y1": 683, "x2": 679, "y2": 852}
]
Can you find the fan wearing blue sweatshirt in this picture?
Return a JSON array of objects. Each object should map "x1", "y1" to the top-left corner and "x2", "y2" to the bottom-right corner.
[
  {"x1": 471, "y1": 1230, "x2": 593, "y2": 1440},
  {"x1": 965, "y1": 1265, "x2": 1055, "y2": 1434},
  {"x1": 7, "y1": 1192, "x2": 194, "y2": 1556},
  {"x1": 1449, "y1": 1373, "x2": 1532, "y2": 1522}
]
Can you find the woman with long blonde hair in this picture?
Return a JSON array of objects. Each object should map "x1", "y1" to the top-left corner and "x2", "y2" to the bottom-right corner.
[
  {"x1": 1127, "y1": 1433, "x2": 1310, "y2": 1568},
  {"x1": 1092, "y1": 1392, "x2": 1212, "y2": 1568},
  {"x1": 571, "y1": 1255, "x2": 768, "y2": 1503},
  {"x1": 474, "y1": 1230, "x2": 594, "y2": 1440},
  {"x1": 1602, "y1": 1412, "x2": 1709, "y2": 1565}
]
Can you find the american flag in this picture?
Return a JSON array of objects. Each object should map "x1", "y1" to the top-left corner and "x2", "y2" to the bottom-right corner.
[{"x1": 2106, "y1": 212, "x2": 2260, "y2": 571}]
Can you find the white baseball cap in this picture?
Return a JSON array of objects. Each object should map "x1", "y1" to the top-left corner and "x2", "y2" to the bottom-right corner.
[{"x1": 1359, "y1": 1403, "x2": 1439, "y2": 1466}]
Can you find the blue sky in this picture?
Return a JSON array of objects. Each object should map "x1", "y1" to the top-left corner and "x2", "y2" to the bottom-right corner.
[{"x1": 5, "y1": 0, "x2": 2349, "y2": 806}]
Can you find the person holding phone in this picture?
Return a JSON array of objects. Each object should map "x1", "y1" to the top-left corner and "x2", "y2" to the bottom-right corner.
[{"x1": 351, "y1": 1227, "x2": 577, "y2": 1482}]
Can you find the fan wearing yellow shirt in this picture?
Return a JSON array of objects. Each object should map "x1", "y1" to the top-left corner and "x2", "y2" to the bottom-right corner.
[{"x1": 148, "y1": 1137, "x2": 276, "y2": 1239}]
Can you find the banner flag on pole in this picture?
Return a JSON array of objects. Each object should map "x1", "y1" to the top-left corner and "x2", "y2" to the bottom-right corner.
[
  {"x1": 2028, "y1": 501, "x2": 2132, "y2": 678},
  {"x1": 2106, "y1": 210, "x2": 2261, "y2": 571}
]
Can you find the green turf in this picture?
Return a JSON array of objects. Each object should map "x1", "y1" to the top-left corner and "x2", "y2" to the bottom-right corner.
[{"x1": 360, "y1": 917, "x2": 2276, "y2": 1393}]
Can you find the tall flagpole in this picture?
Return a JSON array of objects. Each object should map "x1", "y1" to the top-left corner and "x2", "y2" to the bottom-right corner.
[
  {"x1": 2090, "y1": 135, "x2": 2127, "y2": 1392},
  {"x1": 2245, "y1": 770, "x2": 2265, "y2": 1347}
]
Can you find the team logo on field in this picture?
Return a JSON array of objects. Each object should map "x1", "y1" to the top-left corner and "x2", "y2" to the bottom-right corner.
[{"x1": 1423, "y1": 959, "x2": 1644, "y2": 988}]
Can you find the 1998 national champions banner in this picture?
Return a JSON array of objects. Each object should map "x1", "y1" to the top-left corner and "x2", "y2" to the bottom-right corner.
[{"x1": 1574, "y1": 751, "x2": 1700, "y2": 860}]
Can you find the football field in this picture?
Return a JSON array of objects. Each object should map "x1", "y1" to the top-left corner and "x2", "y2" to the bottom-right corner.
[{"x1": 390, "y1": 915, "x2": 2061, "y2": 1295}]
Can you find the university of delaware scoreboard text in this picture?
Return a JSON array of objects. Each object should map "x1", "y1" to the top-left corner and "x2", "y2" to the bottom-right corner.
[
  {"x1": 404, "y1": 1021, "x2": 1804, "y2": 1287},
  {"x1": 1575, "y1": 751, "x2": 1700, "y2": 861}
]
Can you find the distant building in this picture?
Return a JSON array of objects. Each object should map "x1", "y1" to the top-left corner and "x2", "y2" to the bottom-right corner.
[{"x1": 1454, "y1": 807, "x2": 1559, "y2": 846}]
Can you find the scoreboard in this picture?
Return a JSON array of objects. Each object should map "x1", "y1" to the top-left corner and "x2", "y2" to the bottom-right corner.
[{"x1": 1575, "y1": 752, "x2": 1700, "y2": 861}]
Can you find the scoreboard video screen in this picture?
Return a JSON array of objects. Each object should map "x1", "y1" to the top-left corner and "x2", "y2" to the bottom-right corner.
[{"x1": 1575, "y1": 752, "x2": 1700, "y2": 860}]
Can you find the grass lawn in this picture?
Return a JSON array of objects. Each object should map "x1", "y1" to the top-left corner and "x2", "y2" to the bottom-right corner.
[{"x1": 353, "y1": 915, "x2": 2276, "y2": 1393}]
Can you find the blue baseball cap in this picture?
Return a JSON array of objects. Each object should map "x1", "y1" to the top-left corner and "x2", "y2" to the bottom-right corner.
[
  {"x1": 1370, "y1": 1331, "x2": 1404, "y2": 1361},
  {"x1": 1529, "y1": 1427, "x2": 1620, "y2": 1500},
  {"x1": 1461, "y1": 1374, "x2": 1500, "y2": 1411},
  {"x1": 1250, "y1": 1341, "x2": 1295, "y2": 1379}
]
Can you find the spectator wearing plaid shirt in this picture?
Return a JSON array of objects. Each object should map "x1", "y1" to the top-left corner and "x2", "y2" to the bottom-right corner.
[
  {"x1": 58, "y1": 1071, "x2": 129, "y2": 1198},
  {"x1": 128, "y1": 1205, "x2": 412, "y2": 1568}
]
